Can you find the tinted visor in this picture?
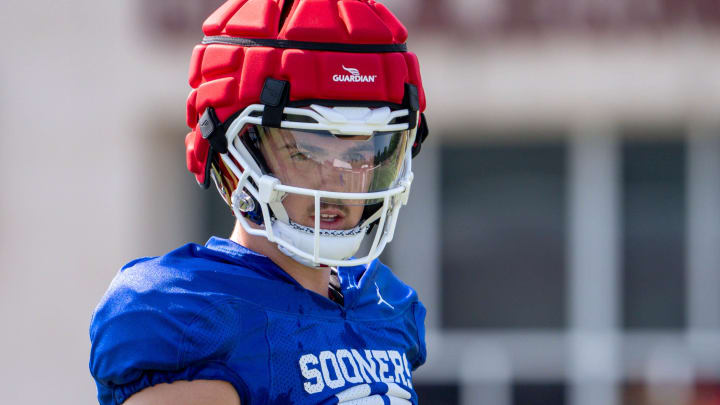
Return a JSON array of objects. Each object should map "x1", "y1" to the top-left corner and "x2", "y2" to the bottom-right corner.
[{"x1": 244, "y1": 126, "x2": 409, "y2": 205}]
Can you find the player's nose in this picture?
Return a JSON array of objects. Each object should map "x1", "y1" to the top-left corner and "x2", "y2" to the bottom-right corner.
[{"x1": 314, "y1": 159, "x2": 344, "y2": 188}]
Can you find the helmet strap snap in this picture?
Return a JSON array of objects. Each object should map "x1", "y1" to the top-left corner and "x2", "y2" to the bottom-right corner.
[
  {"x1": 260, "y1": 78, "x2": 290, "y2": 128},
  {"x1": 199, "y1": 107, "x2": 228, "y2": 154}
]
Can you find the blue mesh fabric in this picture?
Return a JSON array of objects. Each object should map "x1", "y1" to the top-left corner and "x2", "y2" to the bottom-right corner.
[
  {"x1": 89, "y1": 237, "x2": 426, "y2": 405},
  {"x1": 112, "y1": 362, "x2": 247, "y2": 405}
]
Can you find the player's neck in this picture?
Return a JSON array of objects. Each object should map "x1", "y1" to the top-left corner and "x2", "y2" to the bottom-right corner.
[{"x1": 230, "y1": 221, "x2": 331, "y2": 299}]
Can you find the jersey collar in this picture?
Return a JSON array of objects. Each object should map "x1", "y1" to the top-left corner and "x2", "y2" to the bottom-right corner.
[{"x1": 204, "y1": 236, "x2": 378, "y2": 310}]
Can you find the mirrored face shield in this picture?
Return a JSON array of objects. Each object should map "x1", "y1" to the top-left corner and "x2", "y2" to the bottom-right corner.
[{"x1": 215, "y1": 104, "x2": 417, "y2": 267}]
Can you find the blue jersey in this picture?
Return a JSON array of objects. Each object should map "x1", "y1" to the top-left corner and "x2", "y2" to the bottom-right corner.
[{"x1": 89, "y1": 237, "x2": 427, "y2": 405}]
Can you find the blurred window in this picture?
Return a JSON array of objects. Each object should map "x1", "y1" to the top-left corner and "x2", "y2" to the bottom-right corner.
[
  {"x1": 513, "y1": 382, "x2": 566, "y2": 405},
  {"x1": 414, "y1": 383, "x2": 460, "y2": 405},
  {"x1": 441, "y1": 139, "x2": 567, "y2": 329},
  {"x1": 621, "y1": 134, "x2": 686, "y2": 330}
]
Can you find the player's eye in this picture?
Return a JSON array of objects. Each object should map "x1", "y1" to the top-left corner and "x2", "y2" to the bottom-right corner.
[{"x1": 290, "y1": 151, "x2": 311, "y2": 161}]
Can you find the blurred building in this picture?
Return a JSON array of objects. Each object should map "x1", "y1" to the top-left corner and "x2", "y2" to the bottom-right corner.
[{"x1": 0, "y1": 1, "x2": 718, "y2": 404}]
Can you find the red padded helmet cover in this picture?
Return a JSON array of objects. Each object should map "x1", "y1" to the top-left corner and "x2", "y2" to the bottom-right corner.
[{"x1": 185, "y1": 0, "x2": 426, "y2": 186}]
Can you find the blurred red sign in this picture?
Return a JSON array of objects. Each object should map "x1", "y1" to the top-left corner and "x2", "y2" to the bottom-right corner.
[{"x1": 141, "y1": 0, "x2": 720, "y2": 39}]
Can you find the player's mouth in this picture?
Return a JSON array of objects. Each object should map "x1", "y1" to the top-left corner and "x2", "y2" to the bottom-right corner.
[{"x1": 309, "y1": 208, "x2": 348, "y2": 230}]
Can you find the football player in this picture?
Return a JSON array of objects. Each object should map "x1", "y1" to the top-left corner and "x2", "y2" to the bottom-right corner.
[{"x1": 89, "y1": 0, "x2": 430, "y2": 404}]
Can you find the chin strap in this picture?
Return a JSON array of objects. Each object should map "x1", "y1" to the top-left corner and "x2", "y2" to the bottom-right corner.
[
  {"x1": 272, "y1": 219, "x2": 370, "y2": 268},
  {"x1": 272, "y1": 205, "x2": 387, "y2": 268}
]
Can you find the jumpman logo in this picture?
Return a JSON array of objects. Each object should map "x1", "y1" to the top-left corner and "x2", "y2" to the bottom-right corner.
[{"x1": 375, "y1": 283, "x2": 394, "y2": 309}]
